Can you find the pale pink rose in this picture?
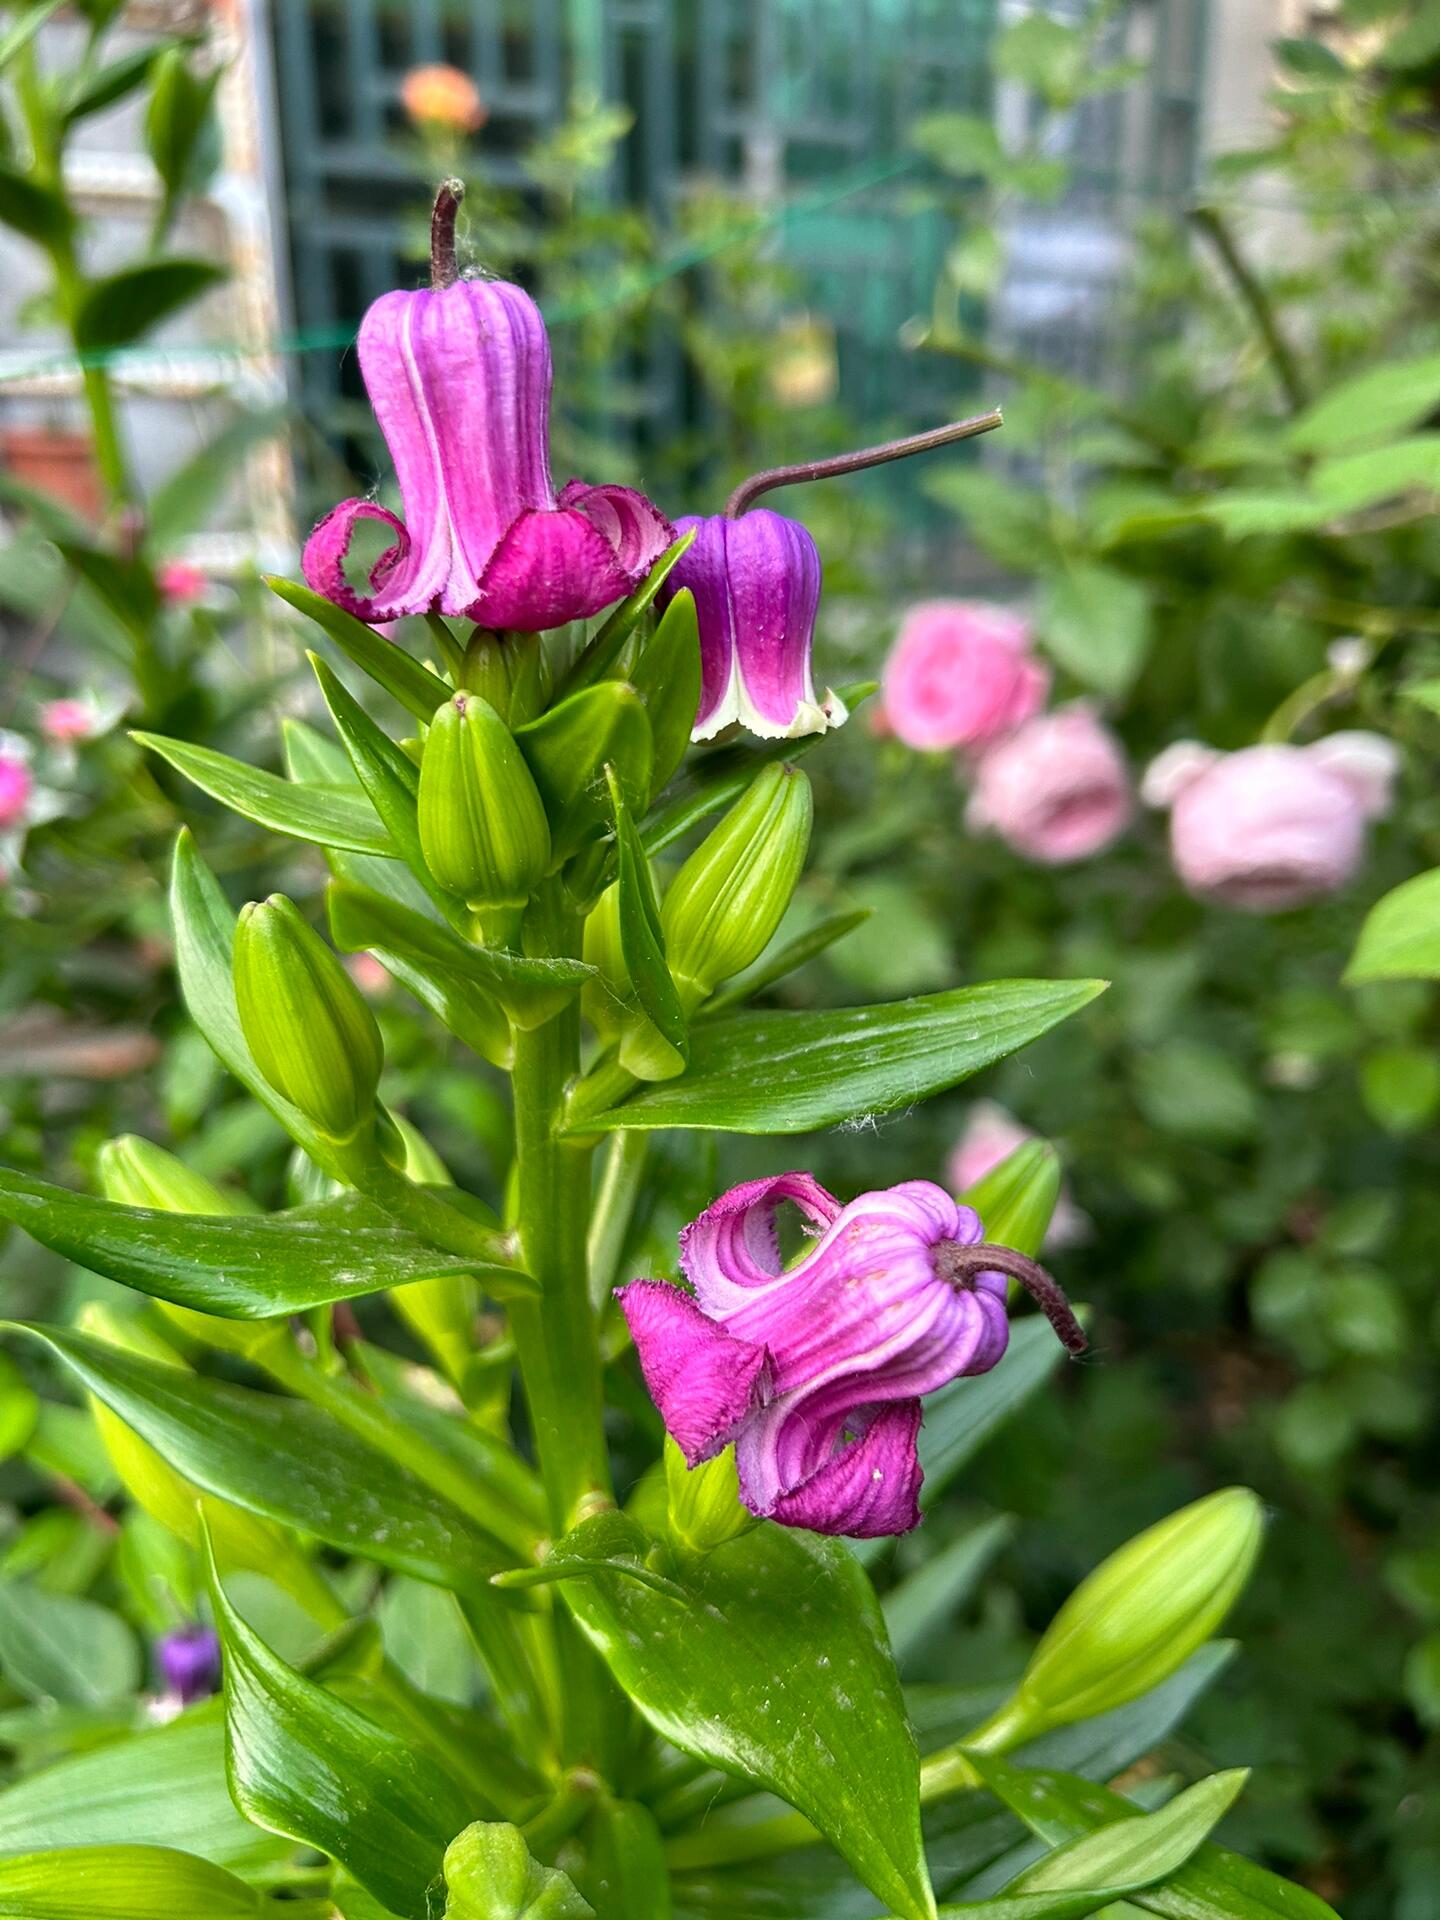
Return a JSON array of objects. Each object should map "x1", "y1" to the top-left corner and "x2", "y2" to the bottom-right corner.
[
  {"x1": 0, "y1": 754, "x2": 33, "y2": 829},
  {"x1": 882, "y1": 601, "x2": 1049, "y2": 753},
  {"x1": 946, "y1": 1101, "x2": 1086, "y2": 1249},
  {"x1": 346, "y1": 952, "x2": 392, "y2": 997},
  {"x1": 157, "y1": 560, "x2": 207, "y2": 605},
  {"x1": 1142, "y1": 733, "x2": 1399, "y2": 913},
  {"x1": 41, "y1": 698, "x2": 93, "y2": 743},
  {"x1": 966, "y1": 703, "x2": 1132, "y2": 864}
]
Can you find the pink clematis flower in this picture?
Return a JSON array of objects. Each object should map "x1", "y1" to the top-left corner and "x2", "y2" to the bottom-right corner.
[
  {"x1": 0, "y1": 753, "x2": 33, "y2": 829},
  {"x1": 967, "y1": 703, "x2": 1132, "y2": 865},
  {"x1": 882, "y1": 601, "x2": 1049, "y2": 754},
  {"x1": 1142, "y1": 733, "x2": 1398, "y2": 912},
  {"x1": 302, "y1": 190, "x2": 672, "y2": 634},
  {"x1": 619, "y1": 1173, "x2": 1083, "y2": 1538},
  {"x1": 657, "y1": 511, "x2": 846, "y2": 741}
]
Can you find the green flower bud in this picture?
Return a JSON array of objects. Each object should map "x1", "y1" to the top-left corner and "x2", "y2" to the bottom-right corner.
[
  {"x1": 234, "y1": 894, "x2": 384, "y2": 1139},
  {"x1": 582, "y1": 883, "x2": 630, "y2": 1044},
  {"x1": 459, "y1": 629, "x2": 544, "y2": 726},
  {"x1": 969, "y1": 1487, "x2": 1265, "y2": 1751},
  {"x1": 961, "y1": 1139, "x2": 1061, "y2": 1259},
  {"x1": 417, "y1": 693, "x2": 550, "y2": 909},
  {"x1": 661, "y1": 764, "x2": 812, "y2": 1002},
  {"x1": 97, "y1": 1136, "x2": 251, "y2": 1218},
  {"x1": 665, "y1": 1436, "x2": 756, "y2": 1552}
]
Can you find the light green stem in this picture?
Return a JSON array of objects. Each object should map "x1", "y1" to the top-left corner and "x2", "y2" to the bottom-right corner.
[{"x1": 587, "y1": 1131, "x2": 650, "y2": 1308}]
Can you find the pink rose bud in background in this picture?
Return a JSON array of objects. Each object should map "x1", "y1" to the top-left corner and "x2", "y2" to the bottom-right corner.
[
  {"x1": 947, "y1": 1102, "x2": 1087, "y2": 1250},
  {"x1": 1142, "y1": 733, "x2": 1399, "y2": 913},
  {"x1": 967, "y1": 703, "x2": 1132, "y2": 865},
  {"x1": 40, "y1": 698, "x2": 94, "y2": 744},
  {"x1": 157, "y1": 560, "x2": 207, "y2": 605},
  {"x1": 400, "y1": 63, "x2": 486, "y2": 134},
  {"x1": 0, "y1": 753, "x2": 33, "y2": 829},
  {"x1": 346, "y1": 951, "x2": 392, "y2": 998},
  {"x1": 882, "y1": 601, "x2": 1049, "y2": 753}
]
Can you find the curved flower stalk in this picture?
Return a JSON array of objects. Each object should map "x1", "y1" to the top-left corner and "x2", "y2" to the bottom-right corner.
[
  {"x1": 303, "y1": 182, "x2": 672, "y2": 632},
  {"x1": 619, "y1": 1172, "x2": 1084, "y2": 1537}
]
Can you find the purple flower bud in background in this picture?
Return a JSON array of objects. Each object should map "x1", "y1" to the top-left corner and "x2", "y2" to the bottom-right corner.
[
  {"x1": 658, "y1": 512, "x2": 846, "y2": 741},
  {"x1": 1142, "y1": 733, "x2": 1399, "y2": 913},
  {"x1": 157, "y1": 1624, "x2": 222, "y2": 1704},
  {"x1": 303, "y1": 184, "x2": 671, "y2": 634},
  {"x1": 618, "y1": 1173, "x2": 1083, "y2": 1538}
]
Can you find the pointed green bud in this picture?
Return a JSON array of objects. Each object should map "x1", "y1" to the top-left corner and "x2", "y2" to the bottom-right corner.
[
  {"x1": 961, "y1": 1139, "x2": 1061, "y2": 1259},
  {"x1": 234, "y1": 894, "x2": 383, "y2": 1139},
  {"x1": 417, "y1": 693, "x2": 551, "y2": 909},
  {"x1": 969, "y1": 1488, "x2": 1265, "y2": 1751},
  {"x1": 582, "y1": 882, "x2": 630, "y2": 1044},
  {"x1": 97, "y1": 1136, "x2": 251, "y2": 1218},
  {"x1": 661, "y1": 764, "x2": 812, "y2": 1002},
  {"x1": 459, "y1": 629, "x2": 545, "y2": 726},
  {"x1": 665, "y1": 1436, "x2": 756, "y2": 1552}
]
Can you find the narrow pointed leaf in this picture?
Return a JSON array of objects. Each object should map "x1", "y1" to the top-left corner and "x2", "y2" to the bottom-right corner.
[
  {"x1": 0, "y1": 1166, "x2": 530, "y2": 1316},
  {"x1": 610, "y1": 767, "x2": 688, "y2": 1058},
  {"x1": 568, "y1": 980, "x2": 1106, "y2": 1133},
  {"x1": 207, "y1": 1542, "x2": 470, "y2": 1919},
  {"x1": 559, "y1": 528, "x2": 696, "y2": 698},
  {"x1": 632, "y1": 587, "x2": 702, "y2": 798},
  {"x1": 558, "y1": 1512, "x2": 934, "y2": 1920},
  {"x1": 1006, "y1": 1766, "x2": 1248, "y2": 1893},
  {"x1": 517, "y1": 682, "x2": 653, "y2": 857},
  {"x1": 9, "y1": 1324, "x2": 513, "y2": 1590},
  {"x1": 705, "y1": 908, "x2": 872, "y2": 1013},
  {"x1": 136, "y1": 732, "x2": 395, "y2": 855},
  {"x1": 0, "y1": 1845, "x2": 309, "y2": 1917},
  {"x1": 269, "y1": 576, "x2": 450, "y2": 722}
]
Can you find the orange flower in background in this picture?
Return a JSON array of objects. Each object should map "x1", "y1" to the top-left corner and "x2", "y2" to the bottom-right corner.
[{"x1": 400, "y1": 64, "x2": 485, "y2": 135}]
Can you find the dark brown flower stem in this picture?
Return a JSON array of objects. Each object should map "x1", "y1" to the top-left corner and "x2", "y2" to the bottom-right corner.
[
  {"x1": 724, "y1": 409, "x2": 1003, "y2": 517},
  {"x1": 431, "y1": 177, "x2": 465, "y2": 290},
  {"x1": 934, "y1": 1241, "x2": 1088, "y2": 1355}
]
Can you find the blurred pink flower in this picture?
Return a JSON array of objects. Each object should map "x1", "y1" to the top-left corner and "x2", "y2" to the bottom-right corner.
[
  {"x1": 882, "y1": 602, "x2": 1048, "y2": 753},
  {"x1": 41, "y1": 698, "x2": 94, "y2": 744},
  {"x1": 0, "y1": 753, "x2": 33, "y2": 828},
  {"x1": 947, "y1": 1101, "x2": 1087, "y2": 1249},
  {"x1": 967, "y1": 703, "x2": 1132, "y2": 864},
  {"x1": 157, "y1": 560, "x2": 207, "y2": 605},
  {"x1": 1142, "y1": 733, "x2": 1398, "y2": 913},
  {"x1": 346, "y1": 952, "x2": 392, "y2": 997}
]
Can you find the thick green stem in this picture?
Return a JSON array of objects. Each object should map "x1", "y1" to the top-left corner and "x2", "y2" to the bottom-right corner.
[{"x1": 510, "y1": 999, "x2": 613, "y2": 1531}]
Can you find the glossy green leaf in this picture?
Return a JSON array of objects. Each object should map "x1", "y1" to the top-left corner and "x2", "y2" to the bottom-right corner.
[
  {"x1": 0, "y1": 1581, "x2": 139, "y2": 1707},
  {"x1": 208, "y1": 1544, "x2": 471, "y2": 1919},
  {"x1": 961, "y1": 1140, "x2": 1061, "y2": 1259},
  {"x1": 11, "y1": 1324, "x2": 512, "y2": 1590},
  {"x1": 1287, "y1": 350, "x2": 1440, "y2": 453},
  {"x1": 935, "y1": 1899, "x2": 1151, "y2": 1920},
  {"x1": 558, "y1": 1511, "x2": 934, "y2": 1920},
  {"x1": 518, "y1": 682, "x2": 653, "y2": 859},
  {"x1": 1038, "y1": 564, "x2": 1150, "y2": 699},
  {"x1": 581, "y1": 1799, "x2": 670, "y2": 1920},
  {"x1": 1006, "y1": 1767, "x2": 1248, "y2": 1893},
  {"x1": 632, "y1": 588, "x2": 702, "y2": 798},
  {"x1": 569, "y1": 979, "x2": 1105, "y2": 1133},
  {"x1": 1344, "y1": 867, "x2": 1440, "y2": 982},
  {"x1": 170, "y1": 829, "x2": 350, "y2": 1182},
  {"x1": 0, "y1": 1844, "x2": 312, "y2": 1917},
  {"x1": 969, "y1": 1759, "x2": 1341, "y2": 1920},
  {"x1": 610, "y1": 767, "x2": 688, "y2": 1059},
  {"x1": 705, "y1": 908, "x2": 871, "y2": 1014},
  {"x1": 558, "y1": 529, "x2": 697, "y2": 698},
  {"x1": 443, "y1": 1821, "x2": 594, "y2": 1918},
  {"x1": 328, "y1": 882, "x2": 513, "y2": 1065},
  {"x1": 74, "y1": 260, "x2": 226, "y2": 351},
  {"x1": 136, "y1": 732, "x2": 394, "y2": 856},
  {"x1": 0, "y1": 1165, "x2": 526, "y2": 1316},
  {"x1": 270, "y1": 577, "x2": 450, "y2": 723}
]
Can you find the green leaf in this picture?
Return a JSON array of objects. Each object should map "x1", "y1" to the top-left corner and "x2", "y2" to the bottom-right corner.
[
  {"x1": 327, "y1": 883, "x2": 513, "y2": 1065},
  {"x1": 580, "y1": 1800, "x2": 668, "y2": 1920},
  {"x1": 1287, "y1": 351, "x2": 1440, "y2": 453},
  {"x1": 145, "y1": 46, "x2": 222, "y2": 207},
  {"x1": 568, "y1": 979, "x2": 1105, "y2": 1133},
  {"x1": 632, "y1": 588, "x2": 702, "y2": 798},
  {"x1": 0, "y1": 3, "x2": 65, "y2": 72},
  {"x1": 328, "y1": 877, "x2": 590, "y2": 1031},
  {"x1": 170, "y1": 830, "x2": 349, "y2": 1182},
  {"x1": 1345, "y1": 868, "x2": 1440, "y2": 982},
  {"x1": 207, "y1": 1542, "x2": 471, "y2": 1919},
  {"x1": 705, "y1": 908, "x2": 871, "y2": 1014},
  {"x1": 442, "y1": 1820, "x2": 594, "y2": 1918},
  {"x1": 961, "y1": 1140, "x2": 1061, "y2": 1258},
  {"x1": 270, "y1": 578, "x2": 450, "y2": 724},
  {"x1": 0, "y1": 1582, "x2": 139, "y2": 1707},
  {"x1": 518, "y1": 682, "x2": 654, "y2": 860},
  {"x1": 558, "y1": 1512, "x2": 934, "y2": 1920},
  {"x1": 1310, "y1": 435, "x2": 1440, "y2": 512},
  {"x1": 1038, "y1": 564, "x2": 1150, "y2": 698},
  {"x1": 968, "y1": 1760, "x2": 1341, "y2": 1920},
  {"x1": 558, "y1": 529, "x2": 697, "y2": 699},
  {"x1": 610, "y1": 767, "x2": 688, "y2": 1060},
  {"x1": 934, "y1": 1899, "x2": 1152, "y2": 1920},
  {"x1": 0, "y1": 159, "x2": 71, "y2": 245},
  {"x1": 136, "y1": 733, "x2": 395, "y2": 856},
  {"x1": 74, "y1": 260, "x2": 226, "y2": 352},
  {"x1": 63, "y1": 38, "x2": 175, "y2": 124},
  {"x1": 11, "y1": 1324, "x2": 512, "y2": 1590},
  {"x1": 884, "y1": 1516, "x2": 1016, "y2": 1668},
  {"x1": 0, "y1": 1165, "x2": 529, "y2": 1316},
  {"x1": 1005, "y1": 1766, "x2": 1248, "y2": 1893},
  {"x1": 0, "y1": 1844, "x2": 309, "y2": 1918}
]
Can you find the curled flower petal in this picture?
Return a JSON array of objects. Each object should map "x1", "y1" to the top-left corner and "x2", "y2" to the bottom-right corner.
[
  {"x1": 679, "y1": 1170, "x2": 842, "y2": 1313},
  {"x1": 760, "y1": 1400, "x2": 923, "y2": 1539},
  {"x1": 618, "y1": 1279, "x2": 770, "y2": 1467}
]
